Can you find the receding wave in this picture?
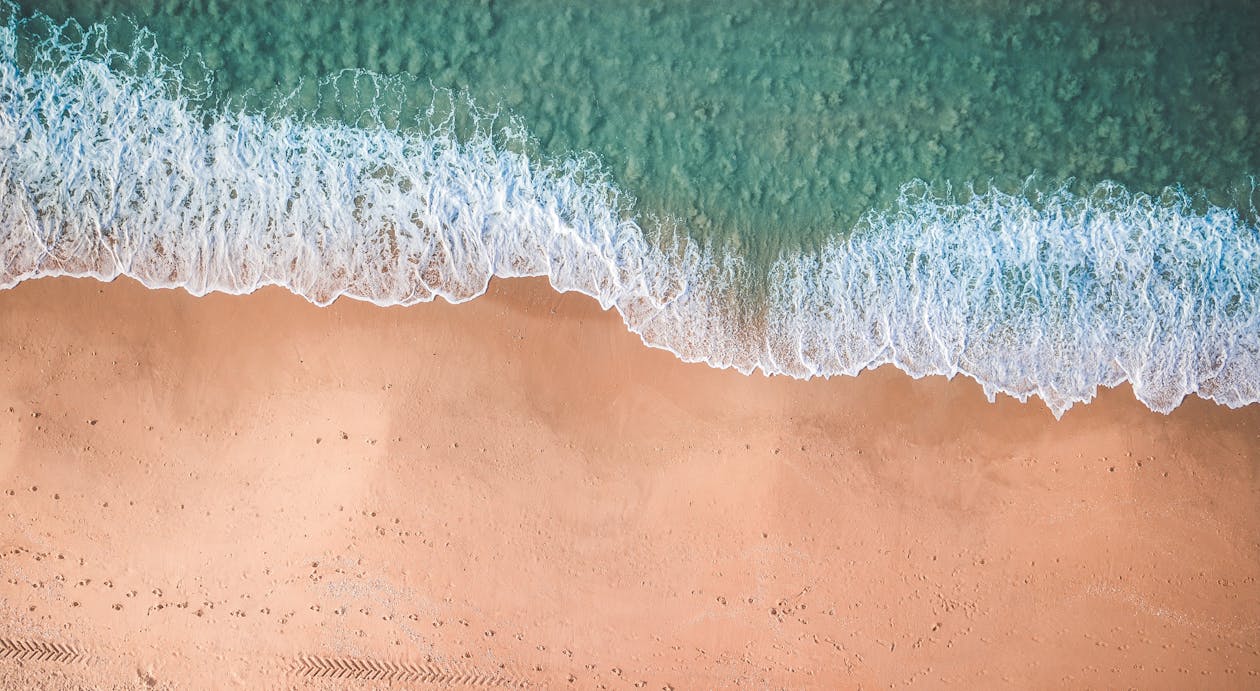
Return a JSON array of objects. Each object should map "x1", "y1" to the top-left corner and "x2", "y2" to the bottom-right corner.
[{"x1": 1, "y1": 7, "x2": 1257, "y2": 416}]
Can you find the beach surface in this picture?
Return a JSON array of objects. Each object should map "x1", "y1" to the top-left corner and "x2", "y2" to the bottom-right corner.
[{"x1": 0, "y1": 276, "x2": 1257, "y2": 688}]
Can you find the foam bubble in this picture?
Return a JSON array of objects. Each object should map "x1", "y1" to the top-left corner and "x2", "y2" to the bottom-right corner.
[{"x1": 1, "y1": 7, "x2": 1257, "y2": 417}]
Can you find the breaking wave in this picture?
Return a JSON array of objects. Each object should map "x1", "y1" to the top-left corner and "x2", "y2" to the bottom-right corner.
[{"x1": 1, "y1": 7, "x2": 1257, "y2": 416}]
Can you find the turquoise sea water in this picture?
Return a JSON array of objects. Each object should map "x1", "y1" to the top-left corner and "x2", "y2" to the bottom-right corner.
[
  {"x1": 1, "y1": 0, "x2": 1258, "y2": 415},
  {"x1": 19, "y1": 0, "x2": 1260, "y2": 250}
]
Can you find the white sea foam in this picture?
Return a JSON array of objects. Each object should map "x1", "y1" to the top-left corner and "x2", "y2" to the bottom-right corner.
[{"x1": 1, "y1": 9, "x2": 1257, "y2": 416}]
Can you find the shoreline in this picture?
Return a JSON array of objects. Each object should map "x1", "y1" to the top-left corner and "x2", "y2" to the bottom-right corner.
[{"x1": 0, "y1": 275, "x2": 1257, "y2": 688}]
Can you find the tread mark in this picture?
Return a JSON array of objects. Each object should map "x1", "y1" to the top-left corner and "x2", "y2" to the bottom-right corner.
[
  {"x1": 0, "y1": 638, "x2": 89, "y2": 665},
  {"x1": 292, "y1": 655, "x2": 523, "y2": 686}
]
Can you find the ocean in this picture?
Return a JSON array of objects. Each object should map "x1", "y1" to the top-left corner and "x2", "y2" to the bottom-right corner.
[{"x1": 1, "y1": 0, "x2": 1257, "y2": 415}]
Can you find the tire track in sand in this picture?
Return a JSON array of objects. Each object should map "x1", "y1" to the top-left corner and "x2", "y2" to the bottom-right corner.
[
  {"x1": 291, "y1": 655, "x2": 524, "y2": 686},
  {"x1": 0, "y1": 638, "x2": 89, "y2": 665}
]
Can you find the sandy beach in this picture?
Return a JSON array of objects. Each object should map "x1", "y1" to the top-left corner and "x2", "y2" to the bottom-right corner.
[{"x1": 0, "y1": 275, "x2": 1256, "y2": 688}]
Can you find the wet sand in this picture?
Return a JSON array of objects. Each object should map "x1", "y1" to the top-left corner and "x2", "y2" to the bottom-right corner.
[{"x1": 0, "y1": 275, "x2": 1257, "y2": 689}]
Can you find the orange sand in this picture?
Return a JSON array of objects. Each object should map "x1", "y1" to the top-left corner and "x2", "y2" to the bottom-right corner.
[{"x1": 0, "y1": 276, "x2": 1257, "y2": 689}]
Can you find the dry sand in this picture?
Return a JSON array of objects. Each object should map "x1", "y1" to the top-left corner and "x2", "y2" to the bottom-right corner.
[{"x1": 0, "y1": 275, "x2": 1257, "y2": 689}]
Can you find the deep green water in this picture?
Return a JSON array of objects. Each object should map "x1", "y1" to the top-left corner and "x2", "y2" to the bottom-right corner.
[{"x1": 20, "y1": 0, "x2": 1260, "y2": 255}]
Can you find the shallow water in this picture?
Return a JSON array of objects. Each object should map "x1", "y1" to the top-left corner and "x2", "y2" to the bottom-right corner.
[
  {"x1": 1, "y1": 1, "x2": 1258, "y2": 416},
  {"x1": 20, "y1": 0, "x2": 1260, "y2": 253}
]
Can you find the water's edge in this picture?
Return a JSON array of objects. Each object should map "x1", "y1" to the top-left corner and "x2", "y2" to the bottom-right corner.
[{"x1": 2, "y1": 7, "x2": 1258, "y2": 418}]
